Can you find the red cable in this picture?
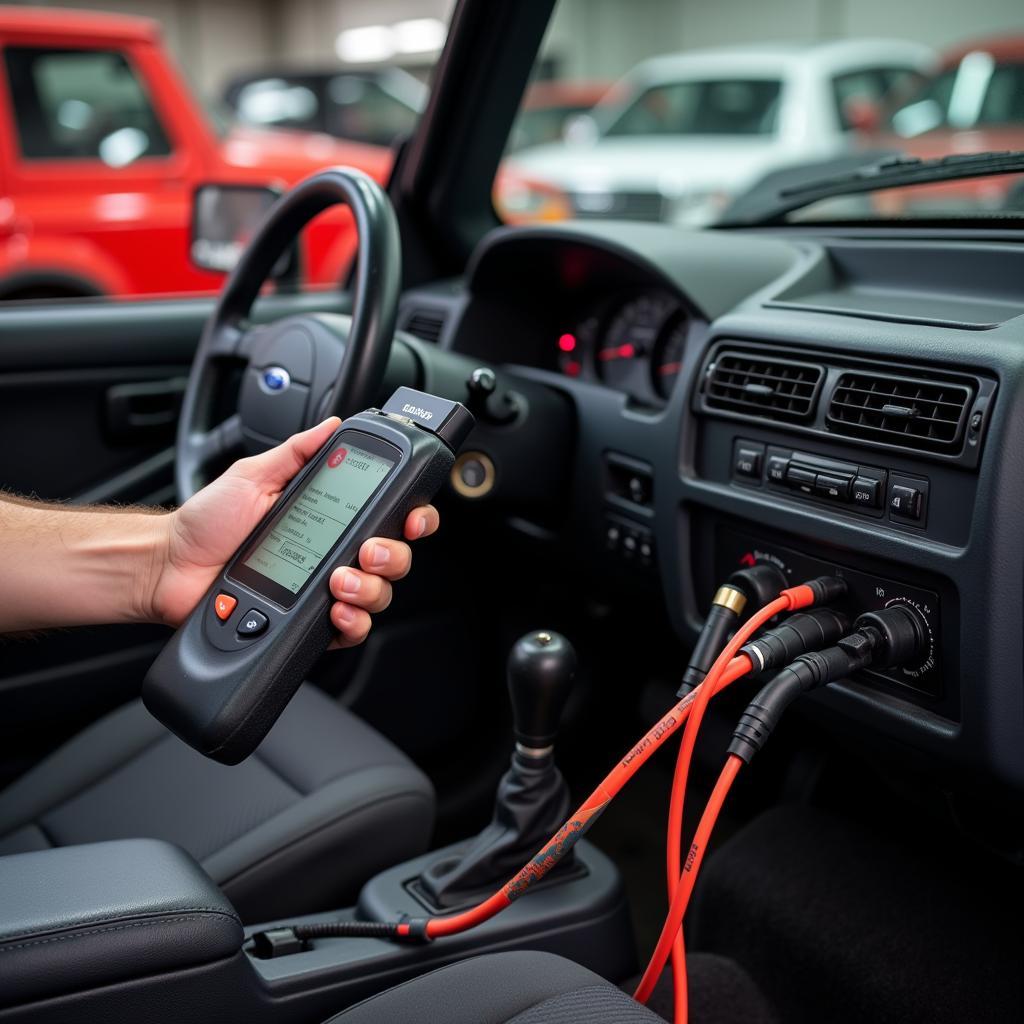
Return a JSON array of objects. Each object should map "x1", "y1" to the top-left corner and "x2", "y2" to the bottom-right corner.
[
  {"x1": 422, "y1": 654, "x2": 754, "y2": 940},
  {"x1": 643, "y1": 585, "x2": 817, "y2": 1015},
  {"x1": 636, "y1": 755, "x2": 744, "y2": 1006}
]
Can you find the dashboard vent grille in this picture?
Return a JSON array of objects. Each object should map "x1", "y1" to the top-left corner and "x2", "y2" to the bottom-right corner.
[
  {"x1": 706, "y1": 351, "x2": 824, "y2": 421},
  {"x1": 827, "y1": 371, "x2": 972, "y2": 452},
  {"x1": 403, "y1": 310, "x2": 446, "y2": 344}
]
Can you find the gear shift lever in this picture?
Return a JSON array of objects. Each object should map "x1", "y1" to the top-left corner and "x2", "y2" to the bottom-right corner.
[
  {"x1": 508, "y1": 630, "x2": 576, "y2": 755},
  {"x1": 419, "y1": 630, "x2": 577, "y2": 909}
]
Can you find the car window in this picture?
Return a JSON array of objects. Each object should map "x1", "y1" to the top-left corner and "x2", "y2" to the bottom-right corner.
[
  {"x1": 326, "y1": 76, "x2": 421, "y2": 147},
  {"x1": 886, "y1": 58, "x2": 1024, "y2": 135},
  {"x1": 976, "y1": 63, "x2": 1024, "y2": 124},
  {"x1": 233, "y1": 77, "x2": 322, "y2": 133},
  {"x1": 604, "y1": 79, "x2": 782, "y2": 137},
  {"x1": 4, "y1": 47, "x2": 172, "y2": 163}
]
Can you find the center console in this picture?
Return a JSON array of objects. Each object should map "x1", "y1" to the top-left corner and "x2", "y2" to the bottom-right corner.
[{"x1": 0, "y1": 631, "x2": 635, "y2": 1024}]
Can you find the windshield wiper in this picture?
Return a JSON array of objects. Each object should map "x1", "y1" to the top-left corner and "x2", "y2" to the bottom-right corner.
[{"x1": 719, "y1": 150, "x2": 1024, "y2": 226}]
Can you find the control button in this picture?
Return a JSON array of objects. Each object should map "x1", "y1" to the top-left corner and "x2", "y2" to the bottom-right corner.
[
  {"x1": 628, "y1": 475, "x2": 651, "y2": 506},
  {"x1": 851, "y1": 476, "x2": 881, "y2": 507},
  {"x1": 766, "y1": 455, "x2": 789, "y2": 484},
  {"x1": 814, "y1": 473, "x2": 851, "y2": 500},
  {"x1": 639, "y1": 538, "x2": 654, "y2": 567},
  {"x1": 734, "y1": 446, "x2": 762, "y2": 479},
  {"x1": 237, "y1": 609, "x2": 269, "y2": 637},
  {"x1": 889, "y1": 484, "x2": 922, "y2": 520},
  {"x1": 605, "y1": 522, "x2": 621, "y2": 551},
  {"x1": 214, "y1": 593, "x2": 237, "y2": 621},
  {"x1": 786, "y1": 465, "x2": 816, "y2": 493}
]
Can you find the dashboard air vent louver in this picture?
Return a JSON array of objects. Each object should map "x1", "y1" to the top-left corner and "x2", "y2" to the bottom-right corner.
[
  {"x1": 826, "y1": 371, "x2": 972, "y2": 453},
  {"x1": 403, "y1": 310, "x2": 446, "y2": 344},
  {"x1": 706, "y1": 351, "x2": 824, "y2": 422}
]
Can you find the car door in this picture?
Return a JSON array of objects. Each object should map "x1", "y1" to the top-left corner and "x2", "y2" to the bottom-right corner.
[{"x1": 0, "y1": 290, "x2": 349, "y2": 784}]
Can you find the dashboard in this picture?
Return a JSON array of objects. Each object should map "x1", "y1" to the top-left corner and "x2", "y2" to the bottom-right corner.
[{"x1": 399, "y1": 220, "x2": 1024, "y2": 792}]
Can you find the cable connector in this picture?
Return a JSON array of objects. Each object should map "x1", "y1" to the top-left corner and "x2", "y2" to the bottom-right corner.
[
  {"x1": 781, "y1": 575, "x2": 849, "y2": 610},
  {"x1": 739, "y1": 608, "x2": 850, "y2": 675},
  {"x1": 678, "y1": 584, "x2": 748, "y2": 696},
  {"x1": 728, "y1": 602, "x2": 927, "y2": 763},
  {"x1": 853, "y1": 605, "x2": 927, "y2": 669},
  {"x1": 728, "y1": 563, "x2": 787, "y2": 606},
  {"x1": 247, "y1": 917, "x2": 431, "y2": 958}
]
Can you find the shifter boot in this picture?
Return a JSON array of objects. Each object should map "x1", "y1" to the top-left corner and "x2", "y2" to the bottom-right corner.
[{"x1": 419, "y1": 750, "x2": 572, "y2": 908}]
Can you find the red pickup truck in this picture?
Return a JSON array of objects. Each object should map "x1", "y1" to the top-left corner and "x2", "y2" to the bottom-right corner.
[{"x1": 0, "y1": 7, "x2": 393, "y2": 300}]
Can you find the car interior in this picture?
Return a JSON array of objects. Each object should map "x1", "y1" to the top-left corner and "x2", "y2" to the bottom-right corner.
[{"x1": 1, "y1": 1, "x2": 1023, "y2": 1022}]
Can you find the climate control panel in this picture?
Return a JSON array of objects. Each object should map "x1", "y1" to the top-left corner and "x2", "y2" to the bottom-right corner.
[
  {"x1": 732, "y1": 438, "x2": 930, "y2": 528},
  {"x1": 715, "y1": 527, "x2": 942, "y2": 699}
]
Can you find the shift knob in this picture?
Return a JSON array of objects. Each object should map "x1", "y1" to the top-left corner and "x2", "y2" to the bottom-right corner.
[{"x1": 507, "y1": 630, "x2": 576, "y2": 751}]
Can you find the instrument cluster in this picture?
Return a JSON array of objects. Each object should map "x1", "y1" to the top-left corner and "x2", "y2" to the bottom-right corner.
[{"x1": 554, "y1": 288, "x2": 689, "y2": 406}]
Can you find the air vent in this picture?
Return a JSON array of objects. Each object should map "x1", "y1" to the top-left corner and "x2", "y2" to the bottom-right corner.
[
  {"x1": 827, "y1": 371, "x2": 972, "y2": 453},
  {"x1": 403, "y1": 310, "x2": 446, "y2": 344},
  {"x1": 706, "y1": 351, "x2": 824, "y2": 422}
]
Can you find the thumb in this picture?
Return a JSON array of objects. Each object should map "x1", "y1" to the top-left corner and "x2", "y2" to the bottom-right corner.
[{"x1": 239, "y1": 417, "x2": 341, "y2": 492}]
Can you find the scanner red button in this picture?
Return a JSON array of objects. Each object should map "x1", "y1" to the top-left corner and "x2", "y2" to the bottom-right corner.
[{"x1": 214, "y1": 593, "x2": 237, "y2": 621}]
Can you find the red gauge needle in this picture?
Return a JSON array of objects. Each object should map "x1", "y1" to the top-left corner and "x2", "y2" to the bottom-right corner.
[{"x1": 598, "y1": 343, "x2": 636, "y2": 362}]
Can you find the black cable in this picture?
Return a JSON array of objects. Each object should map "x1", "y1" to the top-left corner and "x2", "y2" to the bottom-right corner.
[
  {"x1": 728, "y1": 603, "x2": 927, "y2": 764},
  {"x1": 248, "y1": 919, "x2": 426, "y2": 958}
]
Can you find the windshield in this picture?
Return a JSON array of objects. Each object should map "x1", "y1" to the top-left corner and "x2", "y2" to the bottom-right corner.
[
  {"x1": 495, "y1": 2, "x2": 1024, "y2": 228},
  {"x1": 604, "y1": 79, "x2": 782, "y2": 138}
]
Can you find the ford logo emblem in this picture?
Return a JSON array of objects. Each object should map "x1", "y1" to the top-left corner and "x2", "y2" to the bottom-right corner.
[{"x1": 260, "y1": 367, "x2": 290, "y2": 394}]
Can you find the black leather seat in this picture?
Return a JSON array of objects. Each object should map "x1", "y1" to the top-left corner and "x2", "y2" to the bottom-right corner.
[
  {"x1": 326, "y1": 951, "x2": 662, "y2": 1024},
  {"x1": 0, "y1": 684, "x2": 434, "y2": 921}
]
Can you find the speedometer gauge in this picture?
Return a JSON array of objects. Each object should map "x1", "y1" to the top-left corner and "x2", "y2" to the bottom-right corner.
[{"x1": 597, "y1": 292, "x2": 675, "y2": 400}]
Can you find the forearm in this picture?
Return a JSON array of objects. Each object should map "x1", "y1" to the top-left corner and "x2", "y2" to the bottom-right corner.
[{"x1": 0, "y1": 496, "x2": 170, "y2": 632}]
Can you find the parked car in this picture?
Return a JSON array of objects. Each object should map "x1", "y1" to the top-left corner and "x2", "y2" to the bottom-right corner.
[
  {"x1": 496, "y1": 39, "x2": 935, "y2": 227},
  {"x1": 222, "y1": 66, "x2": 428, "y2": 148},
  {"x1": 0, "y1": 7, "x2": 393, "y2": 300},
  {"x1": 507, "y1": 80, "x2": 610, "y2": 151},
  {"x1": 224, "y1": 67, "x2": 606, "y2": 155},
  {"x1": 857, "y1": 35, "x2": 1024, "y2": 214}
]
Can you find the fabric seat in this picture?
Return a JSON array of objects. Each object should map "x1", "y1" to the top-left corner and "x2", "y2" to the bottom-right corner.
[
  {"x1": 0, "y1": 684, "x2": 434, "y2": 921},
  {"x1": 326, "y1": 951, "x2": 662, "y2": 1024}
]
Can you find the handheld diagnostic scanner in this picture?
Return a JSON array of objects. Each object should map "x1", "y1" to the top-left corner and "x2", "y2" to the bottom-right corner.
[{"x1": 143, "y1": 387, "x2": 474, "y2": 764}]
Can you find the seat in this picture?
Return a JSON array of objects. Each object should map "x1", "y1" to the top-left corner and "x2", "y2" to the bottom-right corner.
[
  {"x1": 325, "y1": 950, "x2": 776, "y2": 1024},
  {"x1": 326, "y1": 951, "x2": 662, "y2": 1024},
  {"x1": 0, "y1": 684, "x2": 434, "y2": 921}
]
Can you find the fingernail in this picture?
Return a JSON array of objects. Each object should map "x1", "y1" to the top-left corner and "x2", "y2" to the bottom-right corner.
[
  {"x1": 370, "y1": 543, "x2": 391, "y2": 567},
  {"x1": 335, "y1": 604, "x2": 357, "y2": 626},
  {"x1": 340, "y1": 570, "x2": 361, "y2": 597},
  {"x1": 414, "y1": 515, "x2": 428, "y2": 538}
]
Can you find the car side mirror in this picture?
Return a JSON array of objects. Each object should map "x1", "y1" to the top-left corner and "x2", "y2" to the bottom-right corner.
[
  {"x1": 190, "y1": 184, "x2": 296, "y2": 280},
  {"x1": 844, "y1": 97, "x2": 881, "y2": 134},
  {"x1": 562, "y1": 113, "x2": 599, "y2": 145}
]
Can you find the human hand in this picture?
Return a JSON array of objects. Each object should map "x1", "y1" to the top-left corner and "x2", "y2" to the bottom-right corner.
[{"x1": 149, "y1": 417, "x2": 439, "y2": 646}]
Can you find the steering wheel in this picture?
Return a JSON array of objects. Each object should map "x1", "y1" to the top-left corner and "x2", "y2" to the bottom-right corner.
[{"x1": 175, "y1": 167, "x2": 401, "y2": 501}]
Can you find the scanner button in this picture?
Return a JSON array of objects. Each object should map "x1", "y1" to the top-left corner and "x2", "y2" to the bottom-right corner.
[
  {"x1": 214, "y1": 593, "x2": 237, "y2": 621},
  {"x1": 237, "y1": 609, "x2": 269, "y2": 637}
]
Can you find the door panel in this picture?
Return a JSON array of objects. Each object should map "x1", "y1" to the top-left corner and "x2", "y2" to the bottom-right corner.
[{"x1": 0, "y1": 290, "x2": 349, "y2": 783}]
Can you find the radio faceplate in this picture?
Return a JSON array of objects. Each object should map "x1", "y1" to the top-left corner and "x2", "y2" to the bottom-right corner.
[{"x1": 715, "y1": 527, "x2": 942, "y2": 700}]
